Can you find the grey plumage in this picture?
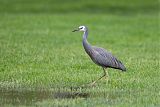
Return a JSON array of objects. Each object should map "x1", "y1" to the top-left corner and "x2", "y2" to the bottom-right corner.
[
  {"x1": 91, "y1": 46, "x2": 126, "y2": 71},
  {"x1": 73, "y1": 25, "x2": 126, "y2": 86}
]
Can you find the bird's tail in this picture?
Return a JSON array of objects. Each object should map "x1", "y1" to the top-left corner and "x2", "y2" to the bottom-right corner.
[{"x1": 118, "y1": 61, "x2": 126, "y2": 71}]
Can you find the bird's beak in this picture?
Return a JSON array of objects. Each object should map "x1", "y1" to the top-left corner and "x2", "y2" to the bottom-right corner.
[{"x1": 72, "y1": 29, "x2": 79, "y2": 32}]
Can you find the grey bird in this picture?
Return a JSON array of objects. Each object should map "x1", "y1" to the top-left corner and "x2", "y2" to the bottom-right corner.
[{"x1": 72, "y1": 25, "x2": 126, "y2": 86}]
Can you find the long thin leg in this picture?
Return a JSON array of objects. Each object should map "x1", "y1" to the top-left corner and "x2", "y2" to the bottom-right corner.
[
  {"x1": 104, "y1": 68, "x2": 109, "y2": 80},
  {"x1": 89, "y1": 67, "x2": 108, "y2": 86}
]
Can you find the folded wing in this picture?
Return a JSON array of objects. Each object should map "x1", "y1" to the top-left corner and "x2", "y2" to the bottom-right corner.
[{"x1": 92, "y1": 46, "x2": 126, "y2": 71}]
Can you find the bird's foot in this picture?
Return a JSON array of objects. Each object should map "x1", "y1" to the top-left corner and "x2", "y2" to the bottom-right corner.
[
  {"x1": 87, "y1": 81, "x2": 97, "y2": 87},
  {"x1": 77, "y1": 81, "x2": 97, "y2": 88}
]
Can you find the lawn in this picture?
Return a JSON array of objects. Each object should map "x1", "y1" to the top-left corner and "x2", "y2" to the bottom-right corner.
[{"x1": 0, "y1": 0, "x2": 159, "y2": 107}]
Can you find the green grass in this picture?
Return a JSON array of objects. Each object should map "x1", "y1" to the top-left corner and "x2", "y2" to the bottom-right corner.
[
  {"x1": 0, "y1": 0, "x2": 158, "y2": 14},
  {"x1": 0, "y1": 0, "x2": 159, "y2": 107}
]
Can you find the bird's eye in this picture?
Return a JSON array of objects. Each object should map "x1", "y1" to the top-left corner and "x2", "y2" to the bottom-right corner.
[{"x1": 80, "y1": 27, "x2": 83, "y2": 29}]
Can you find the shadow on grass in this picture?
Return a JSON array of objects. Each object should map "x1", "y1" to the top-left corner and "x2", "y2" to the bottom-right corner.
[
  {"x1": 54, "y1": 91, "x2": 89, "y2": 99},
  {"x1": 0, "y1": 88, "x2": 89, "y2": 106},
  {"x1": 0, "y1": 88, "x2": 52, "y2": 106},
  {"x1": 0, "y1": 87, "x2": 136, "y2": 106}
]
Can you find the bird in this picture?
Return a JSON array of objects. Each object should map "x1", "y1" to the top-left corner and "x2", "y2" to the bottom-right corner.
[{"x1": 72, "y1": 25, "x2": 126, "y2": 86}]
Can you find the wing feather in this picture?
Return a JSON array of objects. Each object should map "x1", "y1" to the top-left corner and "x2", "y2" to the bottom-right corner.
[{"x1": 92, "y1": 46, "x2": 126, "y2": 71}]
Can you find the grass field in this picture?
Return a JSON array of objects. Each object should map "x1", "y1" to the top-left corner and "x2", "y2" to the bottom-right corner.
[{"x1": 0, "y1": 0, "x2": 159, "y2": 107}]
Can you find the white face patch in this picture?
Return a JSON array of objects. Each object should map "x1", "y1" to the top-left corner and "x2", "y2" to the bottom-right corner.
[{"x1": 79, "y1": 26, "x2": 86, "y2": 31}]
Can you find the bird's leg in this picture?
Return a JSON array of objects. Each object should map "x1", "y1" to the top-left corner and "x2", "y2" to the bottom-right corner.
[
  {"x1": 88, "y1": 68, "x2": 107, "y2": 86},
  {"x1": 103, "y1": 68, "x2": 109, "y2": 81}
]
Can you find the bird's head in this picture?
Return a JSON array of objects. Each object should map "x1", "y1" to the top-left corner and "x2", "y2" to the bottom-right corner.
[{"x1": 72, "y1": 26, "x2": 87, "y2": 32}]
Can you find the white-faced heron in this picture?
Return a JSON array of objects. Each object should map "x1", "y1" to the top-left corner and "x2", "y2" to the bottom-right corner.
[{"x1": 72, "y1": 26, "x2": 126, "y2": 86}]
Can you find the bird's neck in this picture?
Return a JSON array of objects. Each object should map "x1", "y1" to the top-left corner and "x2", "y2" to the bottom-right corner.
[
  {"x1": 83, "y1": 30, "x2": 88, "y2": 40},
  {"x1": 82, "y1": 30, "x2": 92, "y2": 53}
]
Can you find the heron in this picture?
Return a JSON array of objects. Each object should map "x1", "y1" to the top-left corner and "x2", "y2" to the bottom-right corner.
[{"x1": 72, "y1": 25, "x2": 126, "y2": 86}]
